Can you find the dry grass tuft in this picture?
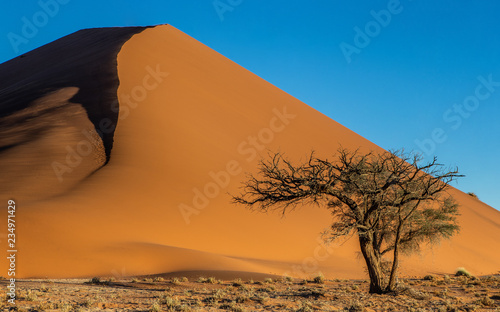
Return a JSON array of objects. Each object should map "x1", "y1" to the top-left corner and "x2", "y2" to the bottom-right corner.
[{"x1": 313, "y1": 273, "x2": 325, "y2": 284}]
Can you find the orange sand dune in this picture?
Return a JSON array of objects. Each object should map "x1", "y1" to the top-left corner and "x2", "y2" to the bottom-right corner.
[{"x1": 1, "y1": 25, "x2": 499, "y2": 279}]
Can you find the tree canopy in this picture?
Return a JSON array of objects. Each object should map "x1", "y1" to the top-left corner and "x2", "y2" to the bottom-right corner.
[{"x1": 233, "y1": 148, "x2": 462, "y2": 293}]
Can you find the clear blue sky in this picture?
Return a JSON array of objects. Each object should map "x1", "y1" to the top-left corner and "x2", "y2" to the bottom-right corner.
[{"x1": 1, "y1": 1, "x2": 499, "y2": 209}]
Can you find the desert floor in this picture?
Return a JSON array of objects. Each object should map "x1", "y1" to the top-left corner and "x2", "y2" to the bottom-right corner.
[{"x1": 1, "y1": 273, "x2": 499, "y2": 311}]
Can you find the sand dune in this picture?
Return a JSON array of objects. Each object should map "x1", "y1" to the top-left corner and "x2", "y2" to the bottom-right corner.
[
  {"x1": 0, "y1": 25, "x2": 499, "y2": 279},
  {"x1": 0, "y1": 27, "x2": 148, "y2": 202}
]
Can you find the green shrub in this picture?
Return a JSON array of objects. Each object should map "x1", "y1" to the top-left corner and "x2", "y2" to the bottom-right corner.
[{"x1": 455, "y1": 267, "x2": 471, "y2": 277}]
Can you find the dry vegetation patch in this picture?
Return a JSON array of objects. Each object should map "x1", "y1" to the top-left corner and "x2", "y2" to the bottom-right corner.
[{"x1": 0, "y1": 274, "x2": 499, "y2": 311}]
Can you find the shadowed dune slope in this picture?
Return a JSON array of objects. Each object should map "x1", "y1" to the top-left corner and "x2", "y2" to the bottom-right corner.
[
  {"x1": 0, "y1": 27, "x2": 149, "y2": 202},
  {"x1": 1, "y1": 25, "x2": 499, "y2": 279}
]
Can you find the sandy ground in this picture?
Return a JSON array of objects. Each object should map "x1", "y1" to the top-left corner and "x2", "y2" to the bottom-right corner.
[{"x1": 1, "y1": 273, "x2": 499, "y2": 311}]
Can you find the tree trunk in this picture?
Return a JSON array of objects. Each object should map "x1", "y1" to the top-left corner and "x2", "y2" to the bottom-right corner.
[
  {"x1": 358, "y1": 234, "x2": 385, "y2": 293},
  {"x1": 387, "y1": 224, "x2": 402, "y2": 292}
]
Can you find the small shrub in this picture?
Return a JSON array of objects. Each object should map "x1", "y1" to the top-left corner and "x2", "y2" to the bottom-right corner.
[
  {"x1": 203, "y1": 289, "x2": 225, "y2": 304},
  {"x1": 253, "y1": 294, "x2": 269, "y2": 304},
  {"x1": 468, "y1": 278, "x2": 482, "y2": 286},
  {"x1": 82, "y1": 297, "x2": 94, "y2": 308},
  {"x1": 131, "y1": 277, "x2": 139, "y2": 283},
  {"x1": 476, "y1": 296, "x2": 495, "y2": 307},
  {"x1": 25, "y1": 290, "x2": 38, "y2": 301},
  {"x1": 456, "y1": 267, "x2": 472, "y2": 277},
  {"x1": 347, "y1": 299, "x2": 365, "y2": 312},
  {"x1": 154, "y1": 277, "x2": 165, "y2": 282},
  {"x1": 213, "y1": 289, "x2": 225, "y2": 299},
  {"x1": 463, "y1": 303, "x2": 479, "y2": 312},
  {"x1": 162, "y1": 295, "x2": 181, "y2": 309},
  {"x1": 313, "y1": 273, "x2": 325, "y2": 284},
  {"x1": 264, "y1": 278, "x2": 274, "y2": 284},
  {"x1": 443, "y1": 274, "x2": 451, "y2": 283},
  {"x1": 171, "y1": 277, "x2": 180, "y2": 285},
  {"x1": 219, "y1": 302, "x2": 245, "y2": 312},
  {"x1": 56, "y1": 302, "x2": 72, "y2": 312},
  {"x1": 233, "y1": 278, "x2": 243, "y2": 287},
  {"x1": 437, "y1": 287, "x2": 450, "y2": 299},
  {"x1": 207, "y1": 276, "x2": 217, "y2": 284},
  {"x1": 39, "y1": 284, "x2": 49, "y2": 292},
  {"x1": 180, "y1": 277, "x2": 188, "y2": 282},
  {"x1": 89, "y1": 277, "x2": 101, "y2": 284},
  {"x1": 94, "y1": 295, "x2": 105, "y2": 303},
  {"x1": 37, "y1": 302, "x2": 54, "y2": 311},
  {"x1": 197, "y1": 277, "x2": 207, "y2": 283},
  {"x1": 235, "y1": 295, "x2": 250, "y2": 303},
  {"x1": 402, "y1": 287, "x2": 430, "y2": 300},
  {"x1": 144, "y1": 278, "x2": 154, "y2": 283},
  {"x1": 295, "y1": 300, "x2": 314, "y2": 312},
  {"x1": 297, "y1": 288, "x2": 325, "y2": 299},
  {"x1": 150, "y1": 300, "x2": 161, "y2": 312},
  {"x1": 423, "y1": 275, "x2": 435, "y2": 281},
  {"x1": 467, "y1": 192, "x2": 478, "y2": 199}
]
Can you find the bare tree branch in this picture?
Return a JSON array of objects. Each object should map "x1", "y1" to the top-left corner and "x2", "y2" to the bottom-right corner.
[{"x1": 232, "y1": 148, "x2": 462, "y2": 294}]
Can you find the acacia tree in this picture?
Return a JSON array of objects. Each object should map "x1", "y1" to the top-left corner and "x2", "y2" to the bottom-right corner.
[{"x1": 232, "y1": 148, "x2": 462, "y2": 293}]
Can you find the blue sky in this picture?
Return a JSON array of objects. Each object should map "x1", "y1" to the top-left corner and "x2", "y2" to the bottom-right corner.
[{"x1": 1, "y1": 1, "x2": 499, "y2": 209}]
